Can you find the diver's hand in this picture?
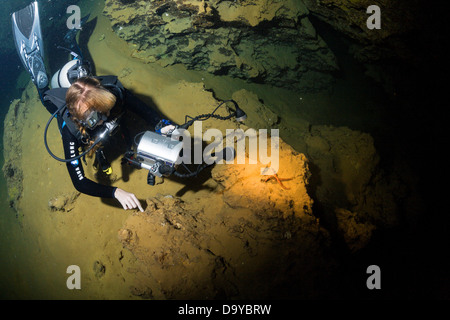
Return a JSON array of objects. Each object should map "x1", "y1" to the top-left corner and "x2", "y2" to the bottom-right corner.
[{"x1": 114, "y1": 188, "x2": 144, "y2": 212}]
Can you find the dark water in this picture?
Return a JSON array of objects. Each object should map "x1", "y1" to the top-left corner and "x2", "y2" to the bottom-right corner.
[
  {"x1": 0, "y1": 25, "x2": 26, "y2": 222},
  {"x1": 0, "y1": 0, "x2": 81, "y2": 205},
  {"x1": 0, "y1": 0, "x2": 84, "y2": 299},
  {"x1": 0, "y1": 0, "x2": 447, "y2": 300},
  {"x1": 311, "y1": 12, "x2": 449, "y2": 298}
]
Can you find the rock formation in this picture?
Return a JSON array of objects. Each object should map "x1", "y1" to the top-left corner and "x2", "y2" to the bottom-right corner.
[
  {"x1": 303, "y1": 0, "x2": 420, "y2": 44},
  {"x1": 2, "y1": 85, "x2": 36, "y2": 211},
  {"x1": 103, "y1": 0, "x2": 339, "y2": 92},
  {"x1": 119, "y1": 137, "x2": 334, "y2": 299}
]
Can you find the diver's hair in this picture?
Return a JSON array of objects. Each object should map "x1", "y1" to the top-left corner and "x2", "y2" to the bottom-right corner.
[
  {"x1": 66, "y1": 77, "x2": 117, "y2": 156},
  {"x1": 66, "y1": 77, "x2": 116, "y2": 121}
]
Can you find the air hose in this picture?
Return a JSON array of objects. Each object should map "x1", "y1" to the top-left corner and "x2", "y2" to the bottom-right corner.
[
  {"x1": 178, "y1": 99, "x2": 246, "y2": 130},
  {"x1": 123, "y1": 99, "x2": 244, "y2": 181},
  {"x1": 43, "y1": 106, "x2": 121, "y2": 163}
]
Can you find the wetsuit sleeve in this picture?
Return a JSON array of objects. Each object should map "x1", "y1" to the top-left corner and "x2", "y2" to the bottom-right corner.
[
  {"x1": 99, "y1": 76, "x2": 162, "y2": 127},
  {"x1": 59, "y1": 120, "x2": 117, "y2": 198},
  {"x1": 122, "y1": 87, "x2": 162, "y2": 128},
  {"x1": 38, "y1": 86, "x2": 58, "y2": 114}
]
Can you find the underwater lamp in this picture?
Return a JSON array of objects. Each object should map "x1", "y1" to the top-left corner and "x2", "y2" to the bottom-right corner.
[
  {"x1": 127, "y1": 131, "x2": 236, "y2": 186},
  {"x1": 44, "y1": 96, "x2": 245, "y2": 187},
  {"x1": 178, "y1": 99, "x2": 246, "y2": 130},
  {"x1": 123, "y1": 99, "x2": 245, "y2": 186},
  {"x1": 135, "y1": 131, "x2": 183, "y2": 178},
  {"x1": 234, "y1": 104, "x2": 247, "y2": 122}
]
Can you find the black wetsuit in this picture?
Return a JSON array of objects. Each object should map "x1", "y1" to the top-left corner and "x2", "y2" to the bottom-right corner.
[{"x1": 39, "y1": 76, "x2": 161, "y2": 198}]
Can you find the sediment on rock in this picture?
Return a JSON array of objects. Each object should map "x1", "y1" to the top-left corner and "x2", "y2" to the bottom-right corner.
[
  {"x1": 302, "y1": 0, "x2": 429, "y2": 96},
  {"x1": 303, "y1": 0, "x2": 419, "y2": 44},
  {"x1": 48, "y1": 191, "x2": 81, "y2": 213},
  {"x1": 2, "y1": 84, "x2": 36, "y2": 211},
  {"x1": 119, "y1": 137, "x2": 334, "y2": 299},
  {"x1": 103, "y1": 0, "x2": 338, "y2": 93}
]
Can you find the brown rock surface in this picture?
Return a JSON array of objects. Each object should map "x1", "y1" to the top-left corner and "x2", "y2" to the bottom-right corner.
[
  {"x1": 118, "y1": 138, "x2": 333, "y2": 299},
  {"x1": 103, "y1": 0, "x2": 338, "y2": 92}
]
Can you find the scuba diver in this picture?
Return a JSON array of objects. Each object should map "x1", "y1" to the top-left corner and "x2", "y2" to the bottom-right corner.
[
  {"x1": 12, "y1": 1, "x2": 246, "y2": 212},
  {"x1": 12, "y1": 1, "x2": 175, "y2": 212}
]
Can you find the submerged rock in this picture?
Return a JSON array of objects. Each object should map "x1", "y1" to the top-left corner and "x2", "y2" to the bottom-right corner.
[
  {"x1": 301, "y1": 123, "x2": 411, "y2": 252},
  {"x1": 103, "y1": 0, "x2": 338, "y2": 92},
  {"x1": 2, "y1": 95, "x2": 29, "y2": 211},
  {"x1": 231, "y1": 89, "x2": 279, "y2": 129},
  {"x1": 118, "y1": 138, "x2": 333, "y2": 299},
  {"x1": 48, "y1": 192, "x2": 80, "y2": 213},
  {"x1": 93, "y1": 260, "x2": 106, "y2": 279},
  {"x1": 335, "y1": 207, "x2": 375, "y2": 253},
  {"x1": 303, "y1": 0, "x2": 419, "y2": 44}
]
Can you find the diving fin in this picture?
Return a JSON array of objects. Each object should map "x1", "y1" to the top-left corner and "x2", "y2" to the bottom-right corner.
[
  {"x1": 63, "y1": 13, "x2": 91, "y2": 59},
  {"x1": 12, "y1": 1, "x2": 48, "y2": 89}
]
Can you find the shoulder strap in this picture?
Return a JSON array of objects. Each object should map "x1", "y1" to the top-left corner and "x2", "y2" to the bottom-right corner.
[
  {"x1": 96, "y1": 75, "x2": 125, "y2": 104},
  {"x1": 96, "y1": 75, "x2": 120, "y2": 86},
  {"x1": 42, "y1": 88, "x2": 68, "y2": 108},
  {"x1": 61, "y1": 110, "x2": 83, "y2": 142},
  {"x1": 43, "y1": 88, "x2": 83, "y2": 141}
]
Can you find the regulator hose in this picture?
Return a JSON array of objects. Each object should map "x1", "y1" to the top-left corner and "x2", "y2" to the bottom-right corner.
[
  {"x1": 178, "y1": 99, "x2": 246, "y2": 130},
  {"x1": 43, "y1": 107, "x2": 120, "y2": 163}
]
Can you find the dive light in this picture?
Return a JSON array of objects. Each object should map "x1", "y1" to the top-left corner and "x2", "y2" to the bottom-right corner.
[{"x1": 122, "y1": 99, "x2": 245, "y2": 186}]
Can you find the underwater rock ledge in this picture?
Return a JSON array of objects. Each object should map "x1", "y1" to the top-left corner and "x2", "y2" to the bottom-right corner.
[
  {"x1": 2, "y1": 84, "x2": 36, "y2": 211},
  {"x1": 103, "y1": 0, "x2": 339, "y2": 93},
  {"x1": 118, "y1": 138, "x2": 334, "y2": 299}
]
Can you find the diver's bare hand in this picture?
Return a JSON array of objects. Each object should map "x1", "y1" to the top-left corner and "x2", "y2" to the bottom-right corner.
[{"x1": 114, "y1": 188, "x2": 144, "y2": 212}]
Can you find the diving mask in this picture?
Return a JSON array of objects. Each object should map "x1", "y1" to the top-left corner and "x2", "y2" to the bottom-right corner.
[{"x1": 81, "y1": 110, "x2": 108, "y2": 129}]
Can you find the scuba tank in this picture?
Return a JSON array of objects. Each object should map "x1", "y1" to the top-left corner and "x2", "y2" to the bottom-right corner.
[{"x1": 50, "y1": 59, "x2": 90, "y2": 89}]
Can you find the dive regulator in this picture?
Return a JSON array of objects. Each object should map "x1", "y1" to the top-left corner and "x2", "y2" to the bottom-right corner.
[{"x1": 122, "y1": 100, "x2": 246, "y2": 186}]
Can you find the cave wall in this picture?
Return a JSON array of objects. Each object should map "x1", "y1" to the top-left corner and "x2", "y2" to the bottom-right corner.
[
  {"x1": 302, "y1": 0, "x2": 429, "y2": 93},
  {"x1": 303, "y1": 0, "x2": 420, "y2": 43},
  {"x1": 103, "y1": 0, "x2": 339, "y2": 93}
]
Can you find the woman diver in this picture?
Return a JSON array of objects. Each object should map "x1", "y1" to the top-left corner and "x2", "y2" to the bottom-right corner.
[
  {"x1": 11, "y1": 2, "x2": 174, "y2": 212},
  {"x1": 41, "y1": 76, "x2": 174, "y2": 212}
]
